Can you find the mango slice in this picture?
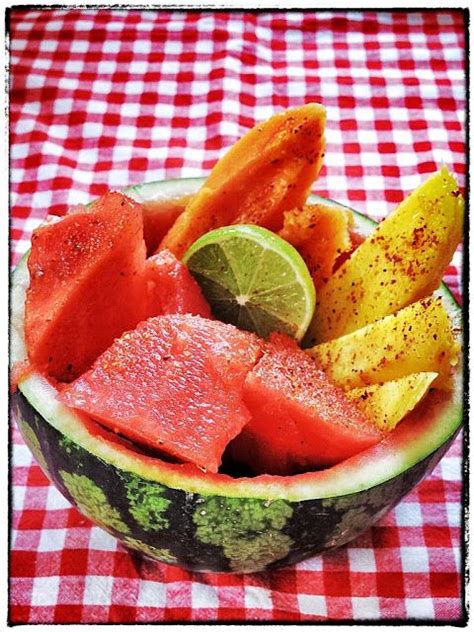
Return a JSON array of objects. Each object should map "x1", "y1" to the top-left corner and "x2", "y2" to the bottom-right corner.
[
  {"x1": 160, "y1": 103, "x2": 326, "y2": 258},
  {"x1": 279, "y1": 202, "x2": 354, "y2": 291},
  {"x1": 346, "y1": 372, "x2": 438, "y2": 432},
  {"x1": 306, "y1": 167, "x2": 464, "y2": 345},
  {"x1": 307, "y1": 296, "x2": 459, "y2": 391}
]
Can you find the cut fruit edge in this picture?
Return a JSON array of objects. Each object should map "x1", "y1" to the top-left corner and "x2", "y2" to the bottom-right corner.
[{"x1": 10, "y1": 177, "x2": 463, "y2": 502}]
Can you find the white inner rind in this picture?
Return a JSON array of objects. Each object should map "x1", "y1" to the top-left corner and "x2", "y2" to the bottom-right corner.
[{"x1": 11, "y1": 179, "x2": 463, "y2": 501}]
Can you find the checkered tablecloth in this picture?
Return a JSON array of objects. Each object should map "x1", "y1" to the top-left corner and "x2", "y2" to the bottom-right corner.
[{"x1": 9, "y1": 8, "x2": 465, "y2": 623}]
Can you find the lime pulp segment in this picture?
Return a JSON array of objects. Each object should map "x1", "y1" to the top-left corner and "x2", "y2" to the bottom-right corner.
[{"x1": 183, "y1": 225, "x2": 316, "y2": 340}]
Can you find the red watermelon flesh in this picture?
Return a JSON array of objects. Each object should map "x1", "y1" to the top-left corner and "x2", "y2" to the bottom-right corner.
[
  {"x1": 25, "y1": 192, "x2": 148, "y2": 383},
  {"x1": 59, "y1": 314, "x2": 263, "y2": 473},
  {"x1": 141, "y1": 196, "x2": 191, "y2": 255},
  {"x1": 229, "y1": 334, "x2": 383, "y2": 475},
  {"x1": 146, "y1": 250, "x2": 212, "y2": 319}
]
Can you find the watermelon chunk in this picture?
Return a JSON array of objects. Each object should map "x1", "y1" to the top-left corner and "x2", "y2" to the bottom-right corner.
[
  {"x1": 145, "y1": 250, "x2": 212, "y2": 319},
  {"x1": 25, "y1": 192, "x2": 148, "y2": 382},
  {"x1": 141, "y1": 195, "x2": 192, "y2": 255},
  {"x1": 25, "y1": 195, "x2": 214, "y2": 385},
  {"x1": 59, "y1": 314, "x2": 263, "y2": 473},
  {"x1": 230, "y1": 334, "x2": 383, "y2": 475}
]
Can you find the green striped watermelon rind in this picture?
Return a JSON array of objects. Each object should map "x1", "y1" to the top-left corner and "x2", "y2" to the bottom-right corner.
[{"x1": 10, "y1": 178, "x2": 464, "y2": 573}]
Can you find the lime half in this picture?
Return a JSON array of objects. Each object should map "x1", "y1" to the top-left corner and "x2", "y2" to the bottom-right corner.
[{"x1": 183, "y1": 225, "x2": 316, "y2": 341}]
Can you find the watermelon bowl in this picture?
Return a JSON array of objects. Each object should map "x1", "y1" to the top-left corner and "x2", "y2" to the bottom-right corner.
[{"x1": 10, "y1": 177, "x2": 463, "y2": 574}]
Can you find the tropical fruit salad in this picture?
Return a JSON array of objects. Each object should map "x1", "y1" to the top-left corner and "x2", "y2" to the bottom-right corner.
[{"x1": 12, "y1": 104, "x2": 464, "y2": 479}]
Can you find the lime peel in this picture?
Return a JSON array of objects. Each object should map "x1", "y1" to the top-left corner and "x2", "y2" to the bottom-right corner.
[{"x1": 183, "y1": 224, "x2": 316, "y2": 341}]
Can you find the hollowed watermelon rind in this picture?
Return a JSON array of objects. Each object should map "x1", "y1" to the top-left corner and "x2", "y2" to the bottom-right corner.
[
  {"x1": 10, "y1": 177, "x2": 463, "y2": 573},
  {"x1": 12, "y1": 389, "x2": 455, "y2": 573}
]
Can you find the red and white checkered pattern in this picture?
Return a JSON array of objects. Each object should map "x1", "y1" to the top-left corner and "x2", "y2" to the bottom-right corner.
[{"x1": 9, "y1": 9, "x2": 465, "y2": 623}]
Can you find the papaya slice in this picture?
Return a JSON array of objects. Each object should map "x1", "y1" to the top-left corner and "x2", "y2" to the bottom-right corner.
[
  {"x1": 159, "y1": 103, "x2": 326, "y2": 258},
  {"x1": 279, "y1": 202, "x2": 354, "y2": 290}
]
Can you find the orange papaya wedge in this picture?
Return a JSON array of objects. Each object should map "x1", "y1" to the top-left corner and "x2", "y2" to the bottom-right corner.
[
  {"x1": 159, "y1": 103, "x2": 326, "y2": 258},
  {"x1": 279, "y1": 202, "x2": 354, "y2": 291}
]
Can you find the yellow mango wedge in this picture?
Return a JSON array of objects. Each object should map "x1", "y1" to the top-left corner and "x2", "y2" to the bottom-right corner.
[
  {"x1": 346, "y1": 372, "x2": 438, "y2": 432},
  {"x1": 306, "y1": 167, "x2": 464, "y2": 345},
  {"x1": 308, "y1": 296, "x2": 459, "y2": 391},
  {"x1": 160, "y1": 103, "x2": 326, "y2": 258}
]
